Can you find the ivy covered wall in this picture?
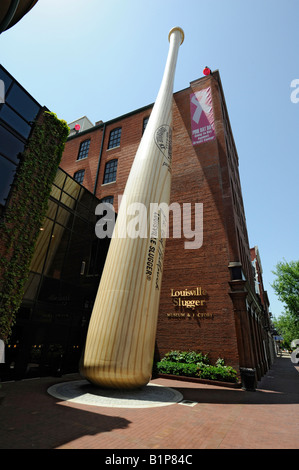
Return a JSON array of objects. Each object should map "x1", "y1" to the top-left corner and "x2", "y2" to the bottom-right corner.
[{"x1": 0, "y1": 111, "x2": 69, "y2": 342}]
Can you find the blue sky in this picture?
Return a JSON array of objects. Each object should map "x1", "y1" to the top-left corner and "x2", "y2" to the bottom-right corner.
[{"x1": 1, "y1": 0, "x2": 298, "y2": 319}]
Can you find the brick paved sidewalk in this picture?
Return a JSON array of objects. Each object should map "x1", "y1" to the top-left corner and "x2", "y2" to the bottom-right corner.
[{"x1": 0, "y1": 354, "x2": 298, "y2": 450}]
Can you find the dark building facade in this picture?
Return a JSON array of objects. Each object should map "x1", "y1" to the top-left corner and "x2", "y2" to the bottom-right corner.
[
  {"x1": 0, "y1": 65, "x2": 108, "y2": 380},
  {"x1": 3, "y1": 168, "x2": 109, "y2": 380},
  {"x1": 0, "y1": 64, "x2": 41, "y2": 215},
  {"x1": 60, "y1": 70, "x2": 275, "y2": 387}
]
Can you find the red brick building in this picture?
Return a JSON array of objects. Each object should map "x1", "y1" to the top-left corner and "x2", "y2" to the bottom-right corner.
[{"x1": 60, "y1": 71, "x2": 275, "y2": 388}]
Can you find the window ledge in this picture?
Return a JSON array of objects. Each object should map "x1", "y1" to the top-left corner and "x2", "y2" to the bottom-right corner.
[
  {"x1": 76, "y1": 156, "x2": 88, "y2": 162},
  {"x1": 107, "y1": 145, "x2": 120, "y2": 151}
]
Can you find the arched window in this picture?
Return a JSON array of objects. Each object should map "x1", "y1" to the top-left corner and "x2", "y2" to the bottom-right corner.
[
  {"x1": 77, "y1": 139, "x2": 90, "y2": 160},
  {"x1": 103, "y1": 159, "x2": 118, "y2": 184},
  {"x1": 142, "y1": 116, "x2": 149, "y2": 134},
  {"x1": 74, "y1": 169, "x2": 85, "y2": 184},
  {"x1": 108, "y1": 127, "x2": 121, "y2": 149}
]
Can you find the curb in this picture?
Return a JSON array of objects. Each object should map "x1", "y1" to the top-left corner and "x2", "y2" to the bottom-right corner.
[{"x1": 157, "y1": 373, "x2": 242, "y2": 388}]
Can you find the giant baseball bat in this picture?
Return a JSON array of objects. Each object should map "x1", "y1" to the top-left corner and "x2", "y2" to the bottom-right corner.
[{"x1": 80, "y1": 27, "x2": 184, "y2": 389}]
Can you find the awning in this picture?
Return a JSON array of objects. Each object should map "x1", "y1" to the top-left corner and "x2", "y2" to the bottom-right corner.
[{"x1": 0, "y1": 0, "x2": 39, "y2": 34}]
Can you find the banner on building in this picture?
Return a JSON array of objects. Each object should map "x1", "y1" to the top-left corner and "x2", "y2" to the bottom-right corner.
[{"x1": 190, "y1": 87, "x2": 215, "y2": 145}]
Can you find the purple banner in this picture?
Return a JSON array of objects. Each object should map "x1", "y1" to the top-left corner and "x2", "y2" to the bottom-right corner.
[{"x1": 190, "y1": 87, "x2": 215, "y2": 145}]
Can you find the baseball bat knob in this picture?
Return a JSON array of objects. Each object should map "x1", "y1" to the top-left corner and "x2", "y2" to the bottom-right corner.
[{"x1": 168, "y1": 26, "x2": 184, "y2": 45}]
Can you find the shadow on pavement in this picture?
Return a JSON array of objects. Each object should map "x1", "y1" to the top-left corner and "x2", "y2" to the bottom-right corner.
[
  {"x1": 170, "y1": 356, "x2": 299, "y2": 406},
  {"x1": 0, "y1": 356, "x2": 298, "y2": 449},
  {"x1": 0, "y1": 374, "x2": 131, "y2": 449}
]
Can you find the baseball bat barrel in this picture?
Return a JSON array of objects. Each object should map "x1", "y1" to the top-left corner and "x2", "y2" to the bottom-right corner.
[{"x1": 80, "y1": 27, "x2": 184, "y2": 388}]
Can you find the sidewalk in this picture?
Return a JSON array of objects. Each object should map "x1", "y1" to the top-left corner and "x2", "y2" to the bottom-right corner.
[{"x1": 0, "y1": 354, "x2": 298, "y2": 449}]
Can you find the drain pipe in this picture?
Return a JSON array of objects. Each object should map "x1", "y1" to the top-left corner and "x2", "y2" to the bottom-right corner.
[{"x1": 93, "y1": 122, "x2": 106, "y2": 195}]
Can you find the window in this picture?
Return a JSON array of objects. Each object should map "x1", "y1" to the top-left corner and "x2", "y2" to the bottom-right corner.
[
  {"x1": 101, "y1": 195, "x2": 114, "y2": 205},
  {"x1": 142, "y1": 117, "x2": 149, "y2": 134},
  {"x1": 108, "y1": 127, "x2": 121, "y2": 149},
  {"x1": 0, "y1": 105, "x2": 31, "y2": 139},
  {"x1": 103, "y1": 159, "x2": 118, "y2": 184},
  {"x1": 77, "y1": 139, "x2": 90, "y2": 160},
  {"x1": 0, "y1": 125, "x2": 25, "y2": 163},
  {"x1": 6, "y1": 83, "x2": 40, "y2": 122},
  {"x1": 74, "y1": 169, "x2": 85, "y2": 184}
]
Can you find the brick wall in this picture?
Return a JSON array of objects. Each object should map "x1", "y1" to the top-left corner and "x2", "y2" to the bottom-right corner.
[
  {"x1": 60, "y1": 108, "x2": 152, "y2": 212},
  {"x1": 60, "y1": 73, "x2": 256, "y2": 371},
  {"x1": 155, "y1": 74, "x2": 240, "y2": 368},
  {"x1": 59, "y1": 127, "x2": 103, "y2": 195}
]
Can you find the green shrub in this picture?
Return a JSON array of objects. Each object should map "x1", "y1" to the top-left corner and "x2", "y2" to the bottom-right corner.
[
  {"x1": 161, "y1": 350, "x2": 210, "y2": 365},
  {"x1": 156, "y1": 361, "x2": 198, "y2": 377},
  {"x1": 215, "y1": 358, "x2": 225, "y2": 367},
  {"x1": 156, "y1": 350, "x2": 238, "y2": 383},
  {"x1": 198, "y1": 365, "x2": 238, "y2": 383}
]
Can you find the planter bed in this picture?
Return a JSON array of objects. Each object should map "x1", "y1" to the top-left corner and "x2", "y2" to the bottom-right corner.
[{"x1": 157, "y1": 373, "x2": 242, "y2": 389}]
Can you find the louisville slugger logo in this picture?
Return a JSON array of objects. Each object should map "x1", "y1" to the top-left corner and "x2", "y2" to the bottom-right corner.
[{"x1": 154, "y1": 124, "x2": 172, "y2": 171}]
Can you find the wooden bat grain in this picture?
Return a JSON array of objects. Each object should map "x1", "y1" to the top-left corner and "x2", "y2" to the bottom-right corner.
[{"x1": 81, "y1": 27, "x2": 184, "y2": 388}]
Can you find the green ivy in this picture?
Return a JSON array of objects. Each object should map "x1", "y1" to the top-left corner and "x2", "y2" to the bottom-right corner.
[{"x1": 0, "y1": 111, "x2": 69, "y2": 342}]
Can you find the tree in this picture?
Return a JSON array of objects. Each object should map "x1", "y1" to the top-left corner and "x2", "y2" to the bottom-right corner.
[
  {"x1": 272, "y1": 259, "x2": 299, "y2": 319},
  {"x1": 273, "y1": 312, "x2": 299, "y2": 349}
]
